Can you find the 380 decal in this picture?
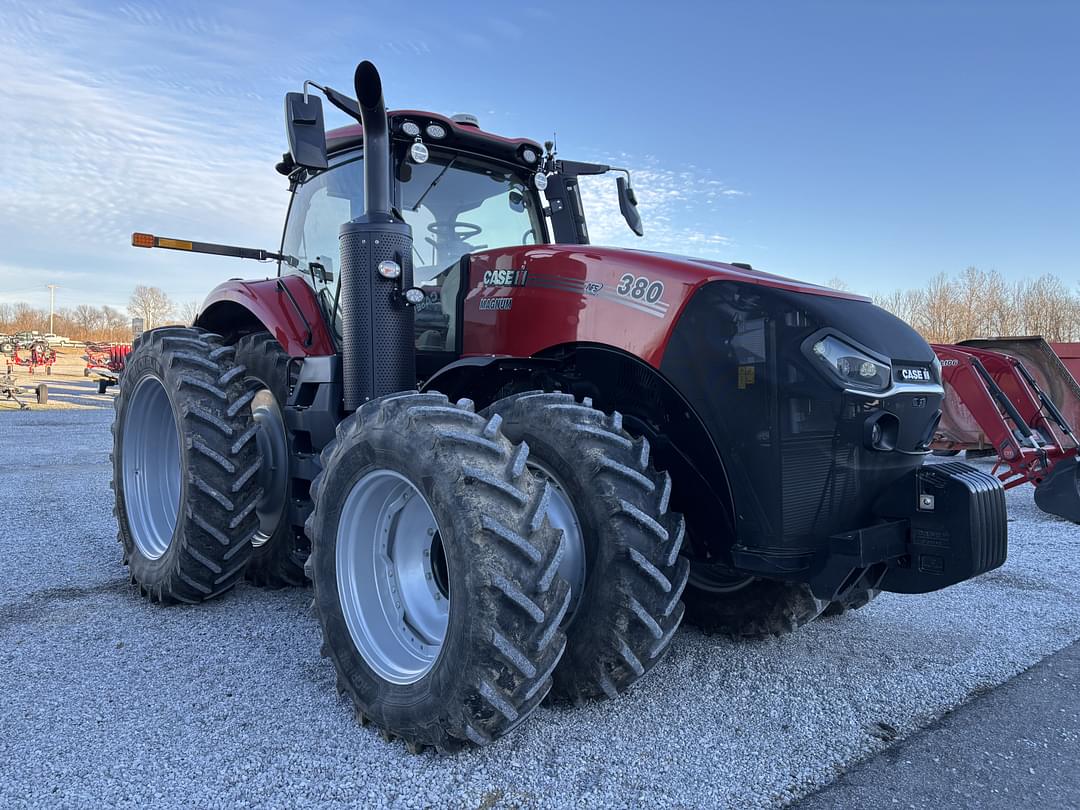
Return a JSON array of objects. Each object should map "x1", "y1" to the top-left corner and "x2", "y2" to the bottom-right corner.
[{"x1": 617, "y1": 273, "x2": 665, "y2": 305}]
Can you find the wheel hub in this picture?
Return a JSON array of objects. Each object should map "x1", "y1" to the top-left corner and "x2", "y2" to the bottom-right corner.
[
  {"x1": 528, "y1": 460, "x2": 586, "y2": 621},
  {"x1": 336, "y1": 470, "x2": 449, "y2": 685},
  {"x1": 121, "y1": 374, "x2": 181, "y2": 560},
  {"x1": 251, "y1": 388, "x2": 288, "y2": 547}
]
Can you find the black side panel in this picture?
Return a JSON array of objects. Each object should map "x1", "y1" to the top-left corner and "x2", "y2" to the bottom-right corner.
[{"x1": 661, "y1": 281, "x2": 942, "y2": 567}]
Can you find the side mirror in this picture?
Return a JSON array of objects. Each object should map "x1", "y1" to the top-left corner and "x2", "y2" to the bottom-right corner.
[
  {"x1": 617, "y1": 176, "x2": 644, "y2": 237},
  {"x1": 284, "y1": 92, "x2": 328, "y2": 171}
]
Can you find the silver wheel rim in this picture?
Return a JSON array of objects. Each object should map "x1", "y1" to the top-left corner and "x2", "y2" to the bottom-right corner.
[
  {"x1": 251, "y1": 388, "x2": 288, "y2": 547},
  {"x1": 336, "y1": 470, "x2": 448, "y2": 685},
  {"x1": 528, "y1": 459, "x2": 586, "y2": 619},
  {"x1": 122, "y1": 374, "x2": 181, "y2": 560}
]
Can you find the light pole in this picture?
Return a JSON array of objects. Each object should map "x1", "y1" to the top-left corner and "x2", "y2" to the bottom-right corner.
[{"x1": 47, "y1": 284, "x2": 59, "y2": 334}]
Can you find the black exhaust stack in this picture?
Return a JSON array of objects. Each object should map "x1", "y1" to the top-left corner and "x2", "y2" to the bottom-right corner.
[{"x1": 339, "y1": 60, "x2": 415, "y2": 411}]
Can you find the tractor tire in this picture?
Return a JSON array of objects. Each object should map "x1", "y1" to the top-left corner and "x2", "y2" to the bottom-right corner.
[
  {"x1": 682, "y1": 565, "x2": 827, "y2": 639},
  {"x1": 482, "y1": 391, "x2": 688, "y2": 704},
  {"x1": 0, "y1": 340, "x2": 13, "y2": 355},
  {"x1": 111, "y1": 326, "x2": 262, "y2": 604},
  {"x1": 232, "y1": 331, "x2": 308, "y2": 588},
  {"x1": 821, "y1": 588, "x2": 881, "y2": 618},
  {"x1": 306, "y1": 392, "x2": 570, "y2": 752}
]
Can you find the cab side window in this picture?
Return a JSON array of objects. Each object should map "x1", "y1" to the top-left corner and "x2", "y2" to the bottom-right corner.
[{"x1": 281, "y1": 156, "x2": 365, "y2": 337}]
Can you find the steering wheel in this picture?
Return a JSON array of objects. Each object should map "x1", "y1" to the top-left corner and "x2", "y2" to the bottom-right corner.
[{"x1": 428, "y1": 221, "x2": 483, "y2": 240}]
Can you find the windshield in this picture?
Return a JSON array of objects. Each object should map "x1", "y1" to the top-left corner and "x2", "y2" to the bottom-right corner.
[
  {"x1": 283, "y1": 148, "x2": 544, "y2": 287},
  {"x1": 398, "y1": 152, "x2": 542, "y2": 283},
  {"x1": 281, "y1": 148, "x2": 544, "y2": 353}
]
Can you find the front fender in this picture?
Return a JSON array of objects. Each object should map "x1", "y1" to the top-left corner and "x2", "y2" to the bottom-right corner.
[{"x1": 196, "y1": 276, "x2": 335, "y2": 356}]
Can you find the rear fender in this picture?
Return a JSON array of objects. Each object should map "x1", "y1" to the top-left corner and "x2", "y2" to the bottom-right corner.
[{"x1": 195, "y1": 276, "x2": 335, "y2": 356}]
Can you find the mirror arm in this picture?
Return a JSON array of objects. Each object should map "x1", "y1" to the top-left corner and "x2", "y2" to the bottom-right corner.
[{"x1": 307, "y1": 82, "x2": 363, "y2": 122}]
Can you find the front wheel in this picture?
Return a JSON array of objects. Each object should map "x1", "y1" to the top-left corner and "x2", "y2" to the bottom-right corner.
[
  {"x1": 307, "y1": 393, "x2": 570, "y2": 752},
  {"x1": 682, "y1": 561, "x2": 826, "y2": 639}
]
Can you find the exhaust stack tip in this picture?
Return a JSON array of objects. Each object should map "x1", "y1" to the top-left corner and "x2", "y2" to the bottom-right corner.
[{"x1": 354, "y1": 60, "x2": 383, "y2": 111}]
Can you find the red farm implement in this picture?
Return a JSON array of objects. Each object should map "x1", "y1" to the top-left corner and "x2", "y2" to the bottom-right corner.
[
  {"x1": 933, "y1": 337, "x2": 1080, "y2": 523},
  {"x1": 5, "y1": 342, "x2": 56, "y2": 375},
  {"x1": 83, "y1": 343, "x2": 131, "y2": 393}
]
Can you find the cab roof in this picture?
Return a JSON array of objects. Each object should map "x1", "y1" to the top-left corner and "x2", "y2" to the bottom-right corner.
[{"x1": 326, "y1": 109, "x2": 543, "y2": 168}]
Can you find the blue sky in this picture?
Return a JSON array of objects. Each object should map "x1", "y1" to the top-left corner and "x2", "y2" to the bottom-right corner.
[{"x1": 1, "y1": 0, "x2": 1077, "y2": 313}]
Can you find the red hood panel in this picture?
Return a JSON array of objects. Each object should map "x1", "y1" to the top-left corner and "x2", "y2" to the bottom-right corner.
[
  {"x1": 460, "y1": 244, "x2": 865, "y2": 368},
  {"x1": 540, "y1": 245, "x2": 867, "y2": 302}
]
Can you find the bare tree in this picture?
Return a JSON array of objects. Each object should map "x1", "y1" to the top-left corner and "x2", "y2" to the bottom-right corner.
[
  {"x1": 178, "y1": 299, "x2": 201, "y2": 325},
  {"x1": 873, "y1": 267, "x2": 1080, "y2": 344},
  {"x1": 12, "y1": 303, "x2": 47, "y2": 333},
  {"x1": 874, "y1": 288, "x2": 925, "y2": 329},
  {"x1": 71, "y1": 304, "x2": 104, "y2": 337},
  {"x1": 128, "y1": 285, "x2": 174, "y2": 331}
]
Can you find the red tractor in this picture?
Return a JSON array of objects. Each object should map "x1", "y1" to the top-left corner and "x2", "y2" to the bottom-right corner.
[{"x1": 112, "y1": 61, "x2": 1007, "y2": 752}]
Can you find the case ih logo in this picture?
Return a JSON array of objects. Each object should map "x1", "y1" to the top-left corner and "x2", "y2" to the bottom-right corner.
[
  {"x1": 898, "y1": 366, "x2": 932, "y2": 382},
  {"x1": 482, "y1": 269, "x2": 528, "y2": 287}
]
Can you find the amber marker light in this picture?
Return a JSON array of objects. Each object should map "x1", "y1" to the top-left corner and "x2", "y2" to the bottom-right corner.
[{"x1": 131, "y1": 232, "x2": 155, "y2": 248}]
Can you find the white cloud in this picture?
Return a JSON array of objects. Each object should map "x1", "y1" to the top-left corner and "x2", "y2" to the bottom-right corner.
[
  {"x1": 575, "y1": 156, "x2": 742, "y2": 258},
  {"x1": 0, "y1": 1, "x2": 288, "y2": 307}
]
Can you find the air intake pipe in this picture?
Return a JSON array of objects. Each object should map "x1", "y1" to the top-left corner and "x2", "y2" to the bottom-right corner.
[{"x1": 339, "y1": 60, "x2": 415, "y2": 411}]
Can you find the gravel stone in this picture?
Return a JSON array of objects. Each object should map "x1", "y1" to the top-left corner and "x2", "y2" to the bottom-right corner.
[{"x1": 1, "y1": 408, "x2": 1078, "y2": 808}]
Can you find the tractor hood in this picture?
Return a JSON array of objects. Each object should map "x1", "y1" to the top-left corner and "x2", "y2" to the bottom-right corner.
[
  {"x1": 461, "y1": 243, "x2": 888, "y2": 369},
  {"x1": 546, "y1": 245, "x2": 868, "y2": 302}
]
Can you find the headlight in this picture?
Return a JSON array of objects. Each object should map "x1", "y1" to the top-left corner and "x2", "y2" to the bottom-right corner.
[{"x1": 811, "y1": 335, "x2": 891, "y2": 392}]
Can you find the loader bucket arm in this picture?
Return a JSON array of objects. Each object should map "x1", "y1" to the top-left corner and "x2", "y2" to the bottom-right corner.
[
  {"x1": 952, "y1": 344, "x2": 1072, "y2": 450},
  {"x1": 933, "y1": 344, "x2": 1032, "y2": 462},
  {"x1": 935, "y1": 342, "x2": 1080, "y2": 524},
  {"x1": 960, "y1": 337, "x2": 1080, "y2": 444}
]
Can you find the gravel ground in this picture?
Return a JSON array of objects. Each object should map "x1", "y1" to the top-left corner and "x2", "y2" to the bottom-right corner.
[{"x1": 2, "y1": 408, "x2": 1078, "y2": 809}]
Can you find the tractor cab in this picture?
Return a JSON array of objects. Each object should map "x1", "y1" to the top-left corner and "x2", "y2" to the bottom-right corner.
[
  {"x1": 276, "y1": 105, "x2": 642, "y2": 374},
  {"x1": 278, "y1": 113, "x2": 549, "y2": 359}
]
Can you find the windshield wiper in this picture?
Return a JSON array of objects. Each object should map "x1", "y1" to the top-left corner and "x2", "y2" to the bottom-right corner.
[{"x1": 410, "y1": 157, "x2": 457, "y2": 211}]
